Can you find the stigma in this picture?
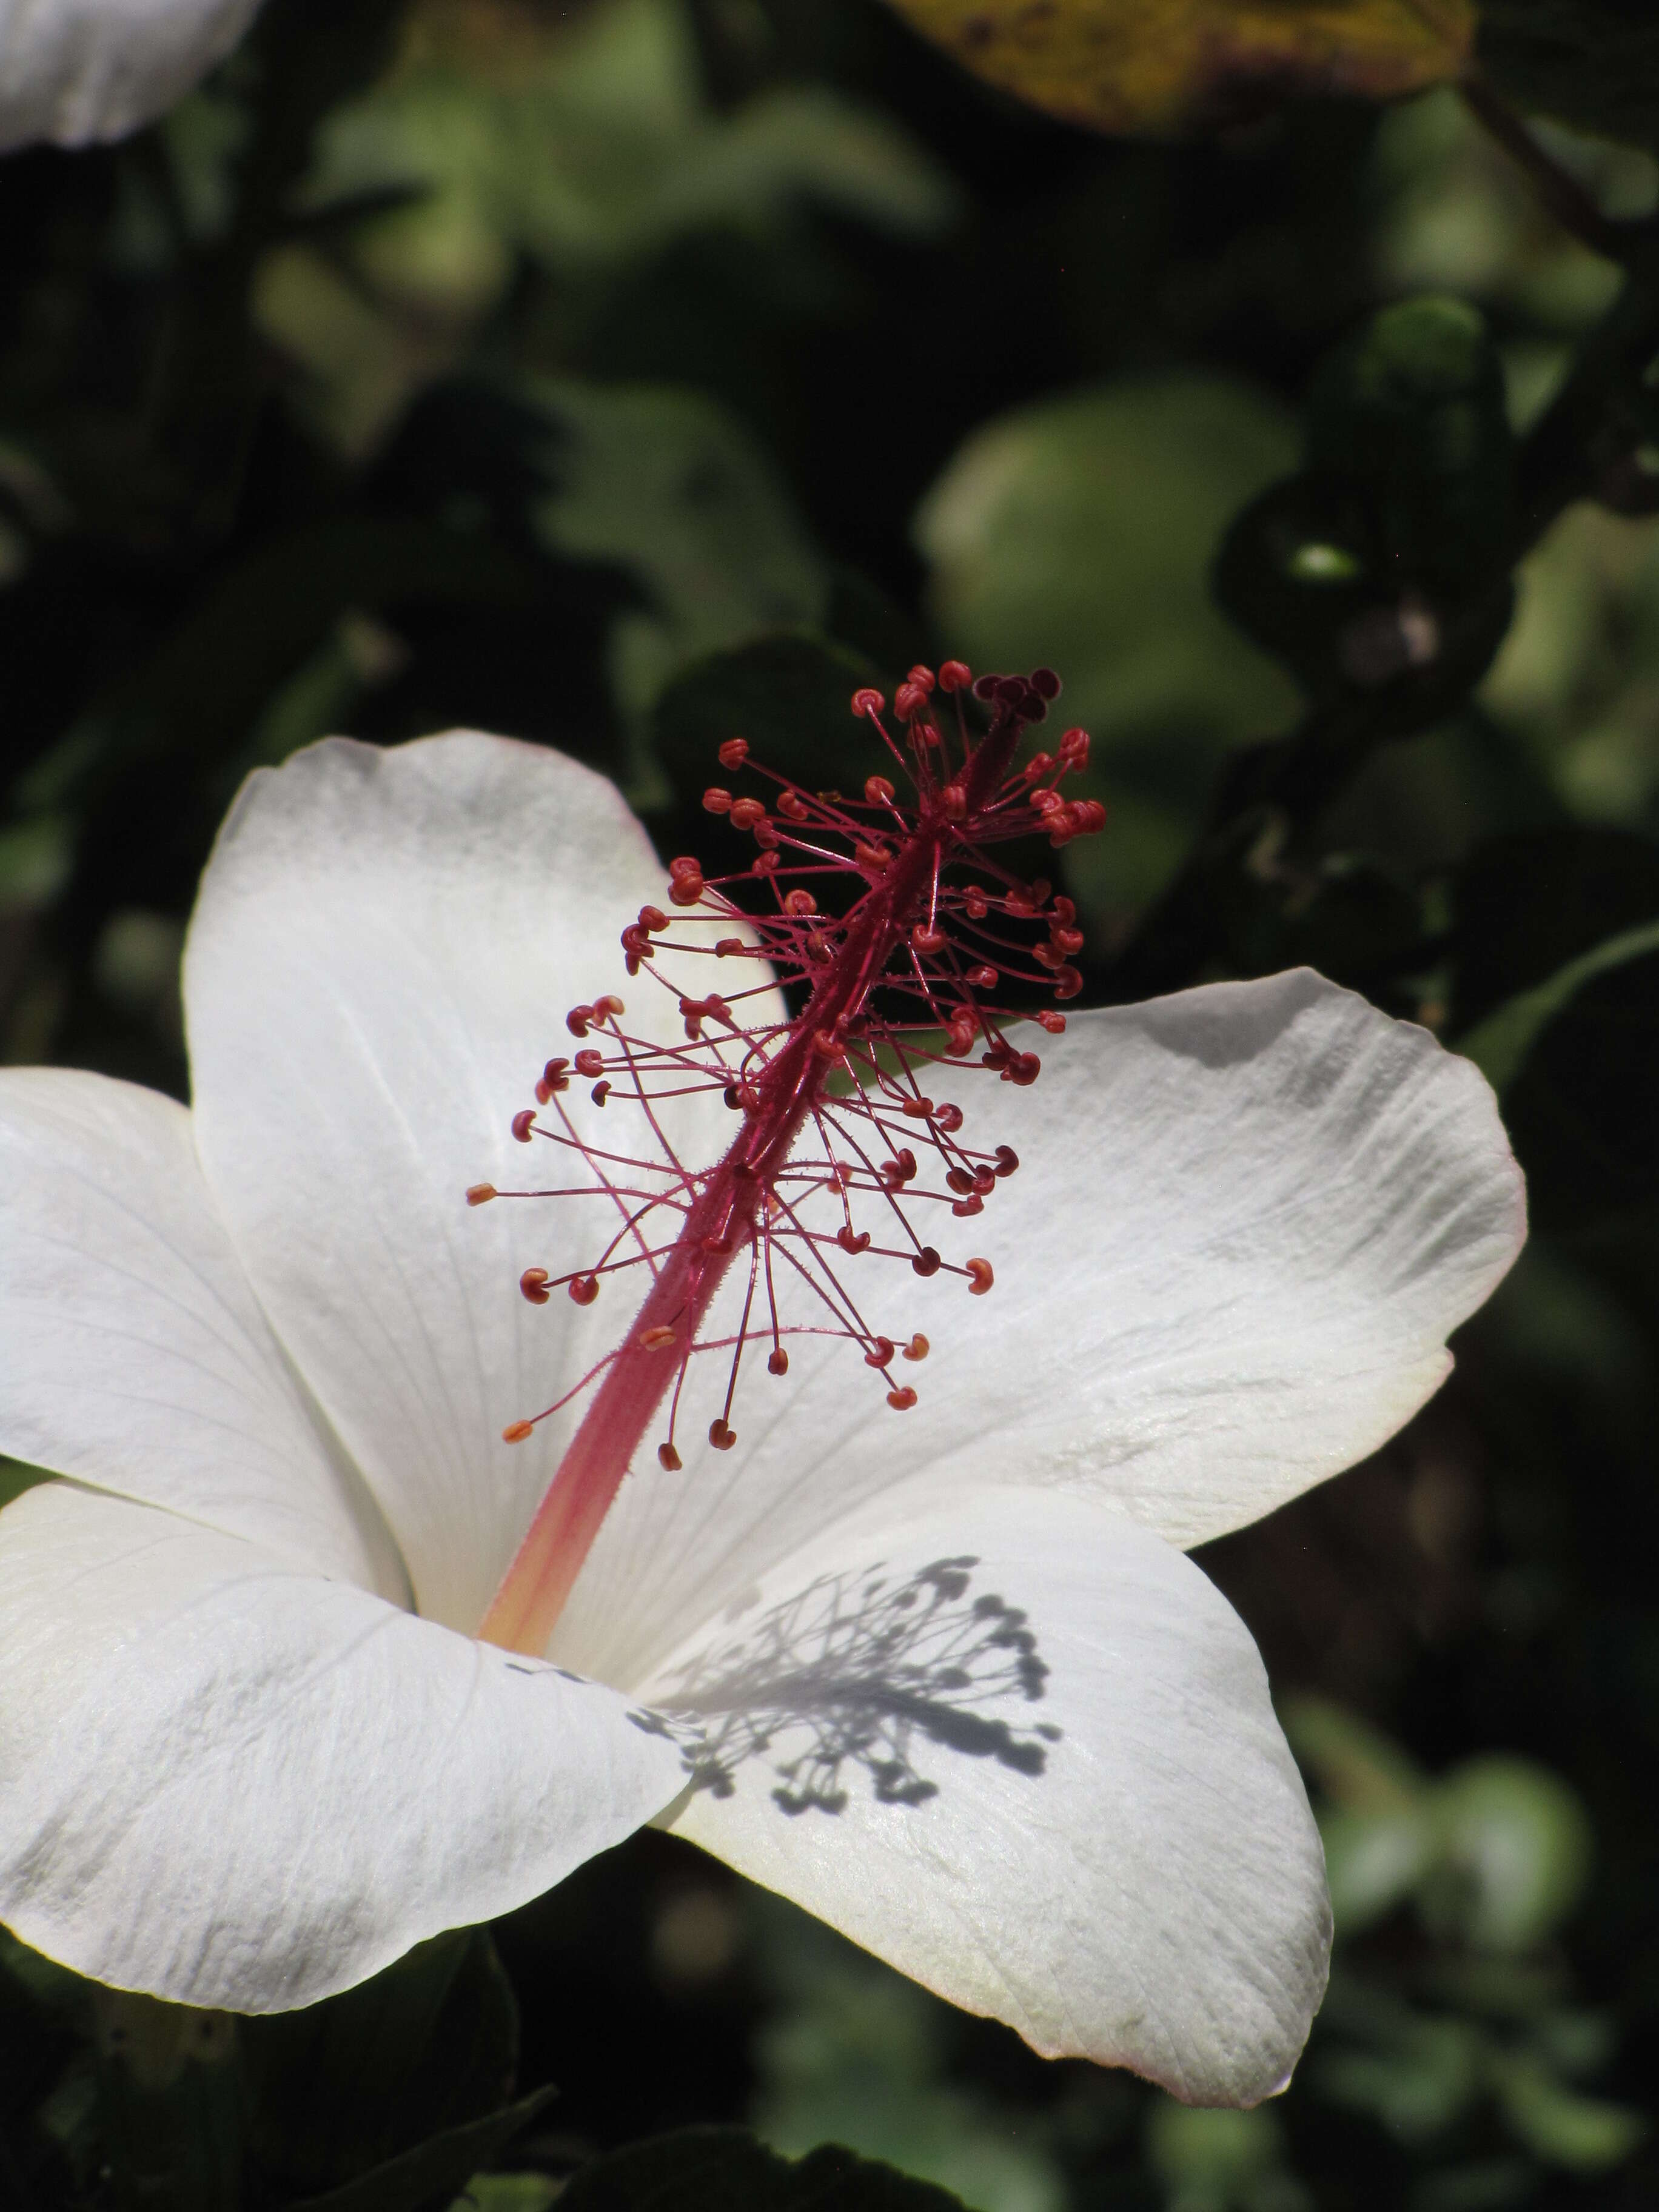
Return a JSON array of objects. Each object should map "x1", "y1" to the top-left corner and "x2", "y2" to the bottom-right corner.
[{"x1": 475, "y1": 662, "x2": 1104, "y2": 1655}]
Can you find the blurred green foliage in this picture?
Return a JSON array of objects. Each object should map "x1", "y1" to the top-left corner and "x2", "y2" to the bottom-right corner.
[{"x1": 4, "y1": 0, "x2": 1659, "y2": 2207}]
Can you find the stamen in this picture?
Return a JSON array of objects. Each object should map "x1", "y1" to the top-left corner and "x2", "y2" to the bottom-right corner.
[{"x1": 475, "y1": 663, "x2": 1105, "y2": 1655}]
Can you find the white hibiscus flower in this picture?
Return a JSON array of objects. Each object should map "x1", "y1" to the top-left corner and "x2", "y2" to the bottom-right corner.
[
  {"x1": 0, "y1": 723, "x2": 1523, "y2": 2108},
  {"x1": 0, "y1": 0, "x2": 263, "y2": 153}
]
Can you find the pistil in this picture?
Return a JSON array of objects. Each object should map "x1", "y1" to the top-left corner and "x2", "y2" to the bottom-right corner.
[{"x1": 477, "y1": 664, "x2": 1102, "y2": 1657}]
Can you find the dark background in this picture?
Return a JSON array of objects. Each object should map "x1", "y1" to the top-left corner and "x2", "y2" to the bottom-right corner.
[{"x1": 2, "y1": 3, "x2": 1658, "y2": 2207}]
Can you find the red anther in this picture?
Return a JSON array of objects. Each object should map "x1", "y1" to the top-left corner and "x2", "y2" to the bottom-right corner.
[
  {"x1": 466, "y1": 1182, "x2": 497, "y2": 1206},
  {"x1": 708, "y1": 1419, "x2": 737, "y2": 1451},
  {"x1": 812, "y1": 1030, "x2": 845, "y2": 1060},
  {"x1": 973, "y1": 673, "x2": 999, "y2": 701},
  {"x1": 1073, "y1": 799, "x2": 1107, "y2": 833},
  {"x1": 972, "y1": 1164, "x2": 997, "y2": 1195},
  {"x1": 669, "y1": 856, "x2": 702, "y2": 879},
  {"x1": 946, "y1": 1168, "x2": 975, "y2": 1195},
  {"x1": 942, "y1": 783, "x2": 967, "y2": 820},
  {"x1": 729, "y1": 796, "x2": 768, "y2": 831},
  {"x1": 639, "y1": 905, "x2": 668, "y2": 933},
  {"x1": 994, "y1": 1145, "x2": 1019, "y2": 1176},
  {"x1": 1010, "y1": 1052, "x2": 1041, "y2": 1086},
  {"x1": 1051, "y1": 926, "x2": 1085, "y2": 954},
  {"x1": 715, "y1": 937, "x2": 745, "y2": 958},
  {"x1": 907, "y1": 664, "x2": 937, "y2": 694},
  {"x1": 566, "y1": 1006, "x2": 592, "y2": 1037},
  {"x1": 911, "y1": 924, "x2": 947, "y2": 954},
  {"x1": 837, "y1": 1226, "x2": 872, "y2": 1254},
  {"x1": 853, "y1": 841, "x2": 891, "y2": 873},
  {"x1": 1031, "y1": 666, "x2": 1062, "y2": 700},
  {"x1": 1034, "y1": 942, "x2": 1066, "y2": 970},
  {"x1": 783, "y1": 888, "x2": 817, "y2": 916},
  {"x1": 1053, "y1": 895, "x2": 1076, "y2": 924},
  {"x1": 751, "y1": 852, "x2": 779, "y2": 875},
  {"x1": 752, "y1": 819, "x2": 782, "y2": 851},
  {"x1": 851, "y1": 687, "x2": 885, "y2": 717},
  {"x1": 914, "y1": 723, "x2": 943, "y2": 749},
  {"x1": 967, "y1": 964, "x2": 997, "y2": 990},
  {"x1": 964, "y1": 889, "x2": 990, "y2": 920},
  {"x1": 511, "y1": 1110, "x2": 536, "y2": 1143},
  {"x1": 864, "y1": 1336, "x2": 896, "y2": 1367},
  {"x1": 934, "y1": 1102, "x2": 964, "y2": 1133},
  {"x1": 1036, "y1": 1010, "x2": 1067, "y2": 1034},
  {"x1": 911, "y1": 1247, "x2": 942, "y2": 1276},
  {"x1": 1051, "y1": 965, "x2": 1084, "y2": 1000},
  {"x1": 938, "y1": 660, "x2": 972, "y2": 692},
  {"x1": 900, "y1": 1096, "x2": 934, "y2": 1120},
  {"x1": 768, "y1": 1347, "x2": 789, "y2": 1376},
  {"x1": 502, "y1": 1421, "x2": 534, "y2": 1444},
  {"x1": 574, "y1": 1048, "x2": 605, "y2": 1076},
  {"x1": 880, "y1": 1148, "x2": 918, "y2": 1186},
  {"x1": 591, "y1": 1081, "x2": 611, "y2": 1107},
  {"x1": 966, "y1": 1258, "x2": 994, "y2": 1295},
  {"x1": 669, "y1": 873, "x2": 705, "y2": 907},
  {"x1": 895, "y1": 682, "x2": 927, "y2": 719},
  {"x1": 520, "y1": 1268, "x2": 551, "y2": 1305},
  {"x1": 534, "y1": 1077, "x2": 552, "y2": 1104},
  {"x1": 951, "y1": 1195, "x2": 984, "y2": 1217},
  {"x1": 569, "y1": 1275, "x2": 600, "y2": 1305},
  {"x1": 1031, "y1": 787, "x2": 1064, "y2": 817},
  {"x1": 718, "y1": 737, "x2": 749, "y2": 769},
  {"x1": 640, "y1": 1325, "x2": 677, "y2": 1352},
  {"x1": 865, "y1": 774, "x2": 896, "y2": 806},
  {"x1": 658, "y1": 1443, "x2": 683, "y2": 1472},
  {"x1": 777, "y1": 789, "x2": 810, "y2": 822},
  {"x1": 1004, "y1": 888, "x2": 1037, "y2": 918},
  {"x1": 946, "y1": 1017, "x2": 977, "y2": 1057},
  {"x1": 702, "y1": 786, "x2": 733, "y2": 814},
  {"x1": 903, "y1": 1333, "x2": 930, "y2": 1361},
  {"x1": 1058, "y1": 726, "x2": 1090, "y2": 763},
  {"x1": 886, "y1": 1386, "x2": 918, "y2": 1412}
]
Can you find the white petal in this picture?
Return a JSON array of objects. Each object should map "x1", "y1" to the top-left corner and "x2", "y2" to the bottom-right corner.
[
  {"x1": 184, "y1": 731, "x2": 743, "y2": 1634},
  {"x1": 0, "y1": 1067, "x2": 403, "y2": 1594},
  {"x1": 0, "y1": 0, "x2": 262, "y2": 152},
  {"x1": 648, "y1": 1484, "x2": 1330, "y2": 2106},
  {"x1": 554, "y1": 970, "x2": 1522, "y2": 1683},
  {"x1": 0, "y1": 1481, "x2": 685, "y2": 2010}
]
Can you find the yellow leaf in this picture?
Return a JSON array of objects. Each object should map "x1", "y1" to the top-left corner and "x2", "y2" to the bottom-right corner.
[{"x1": 886, "y1": 0, "x2": 1475, "y2": 137}]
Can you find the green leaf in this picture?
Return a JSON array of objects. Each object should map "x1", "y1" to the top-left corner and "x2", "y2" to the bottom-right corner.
[
  {"x1": 1457, "y1": 918, "x2": 1659, "y2": 1093},
  {"x1": 524, "y1": 377, "x2": 828, "y2": 743},
  {"x1": 448, "y1": 2178, "x2": 559, "y2": 2212},
  {"x1": 1498, "y1": 943, "x2": 1659, "y2": 1228},
  {"x1": 1486, "y1": 2053, "x2": 1646, "y2": 2171},
  {"x1": 1449, "y1": 828, "x2": 1659, "y2": 1033},
  {"x1": 914, "y1": 374, "x2": 1299, "y2": 914},
  {"x1": 1429, "y1": 1757, "x2": 1594, "y2": 1952},
  {"x1": 882, "y1": 0, "x2": 1471, "y2": 138},
  {"x1": 0, "y1": 1460, "x2": 52, "y2": 1512},
  {"x1": 244, "y1": 1930, "x2": 520, "y2": 2202},
  {"x1": 556, "y1": 2126, "x2": 968, "y2": 2210},
  {"x1": 1281, "y1": 1695, "x2": 1427, "y2": 1816},
  {"x1": 289, "y1": 2089, "x2": 553, "y2": 2212},
  {"x1": 1481, "y1": 2, "x2": 1659, "y2": 155}
]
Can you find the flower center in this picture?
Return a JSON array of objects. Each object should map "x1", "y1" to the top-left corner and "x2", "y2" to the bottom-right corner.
[{"x1": 474, "y1": 662, "x2": 1104, "y2": 1655}]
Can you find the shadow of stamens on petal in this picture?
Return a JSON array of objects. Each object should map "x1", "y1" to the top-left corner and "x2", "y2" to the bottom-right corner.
[{"x1": 629, "y1": 1555, "x2": 1059, "y2": 1815}]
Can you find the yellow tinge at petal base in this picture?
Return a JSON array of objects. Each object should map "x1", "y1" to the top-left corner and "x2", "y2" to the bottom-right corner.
[{"x1": 883, "y1": 0, "x2": 1474, "y2": 137}]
